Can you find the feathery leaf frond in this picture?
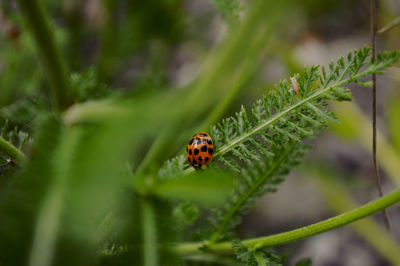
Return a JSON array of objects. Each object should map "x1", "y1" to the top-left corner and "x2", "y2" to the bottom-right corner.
[
  {"x1": 211, "y1": 0, "x2": 243, "y2": 25},
  {"x1": 157, "y1": 47, "x2": 400, "y2": 244}
]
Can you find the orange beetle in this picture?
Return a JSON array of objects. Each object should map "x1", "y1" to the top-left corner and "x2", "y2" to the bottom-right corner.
[{"x1": 186, "y1": 132, "x2": 214, "y2": 168}]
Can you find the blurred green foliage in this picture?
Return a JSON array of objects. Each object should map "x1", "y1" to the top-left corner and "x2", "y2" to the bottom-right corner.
[{"x1": 0, "y1": 0, "x2": 399, "y2": 265}]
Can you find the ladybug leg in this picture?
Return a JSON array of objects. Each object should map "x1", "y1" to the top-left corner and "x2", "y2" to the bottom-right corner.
[{"x1": 192, "y1": 164, "x2": 207, "y2": 170}]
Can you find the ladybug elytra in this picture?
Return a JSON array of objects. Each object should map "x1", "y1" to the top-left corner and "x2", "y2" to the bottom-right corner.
[{"x1": 186, "y1": 132, "x2": 214, "y2": 168}]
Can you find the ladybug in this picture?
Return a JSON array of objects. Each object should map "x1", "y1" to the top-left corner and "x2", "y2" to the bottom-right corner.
[{"x1": 186, "y1": 132, "x2": 214, "y2": 168}]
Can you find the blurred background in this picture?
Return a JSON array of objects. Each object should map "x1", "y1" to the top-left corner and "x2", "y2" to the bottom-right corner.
[{"x1": 1, "y1": 0, "x2": 400, "y2": 265}]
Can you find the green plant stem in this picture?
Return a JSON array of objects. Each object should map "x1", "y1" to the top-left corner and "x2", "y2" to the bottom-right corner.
[
  {"x1": 29, "y1": 127, "x2": 81, "y2": 266},
  {"x1": 64, "y1": 100, "x2": 130, "y2": 125},
  {"x1": 0, "y1": 135, "x2": 26, "y2": 163},
  {"x1": 174, "y1": 188, "x2": 400, "y2": 255},
  {"x1": 16, "y1": 0, "x2": 72, "y2": 110},
  {"x1": 142, "y1": 199, "x2": 158, "y2": 266}
]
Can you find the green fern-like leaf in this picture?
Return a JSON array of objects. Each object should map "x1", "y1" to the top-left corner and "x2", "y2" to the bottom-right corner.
[
  {"x1": 233, "y1": 240, "x2": 283, "y2": 266},
  {"x1": 0, "y1": 120, "x2": 29, "y2": 151},
  {"x1": 208, "y1": 143, "x2": 310, "y2": 243},
  {"x1": 0, "y1": 114, "x2": 62, "y2": 265},
  {"x1": 157, "y1": 47, "x2": 400, "y2": 244},
  {"x1": 0, "y1": 98, "x2": 46, "y2": 129},
  {"x1": 70, "y1": 68, "x2": 113, "y2": 102},
  {"x1": 211, "y1": 0, "x2": 243, "y2": 25},
  {"x1": 0, "y1": 120, "x2": 28, "y2": 175}
]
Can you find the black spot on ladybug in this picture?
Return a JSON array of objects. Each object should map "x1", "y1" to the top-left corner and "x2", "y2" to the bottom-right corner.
[
  {"x1": 202, "y1": 139, "x2": 208, "y2": 144},
  {"x1": 188, "y1": 157, "x2": 191, "y2": 162},
  {"x1": 194, "y1": 148, "x2": 199, "y2": 155},
  {"x1": 207, "y1": 139, "x2": 212, "y2": 145},
  {"x1": 195, "y1": 138, "x2": 201, "y2": 144},
  {"x1": 205, "y1": 157, "x2": 209, "y2": 162},
  {"x1": 199, "y1": 133, "x2": 207, "y2": 137},
  {"x1": 189, "y1": 149, "x2": 192, "y2": 155},
  {"x1": 198, "y1": 156, "x2": 203, "y2": 162},
  {"x1": 192, "y1": 158, "x2": 197, "y2": 164},
  {"x1": 201, "y1": 145, "x2": 207, "y2": 152},
  {"x1": 208, "y1": 148, "x2": 214, "y2": 155},
  {"x1": 189, "y1": 138, "x2": 193, "y2": 145}
]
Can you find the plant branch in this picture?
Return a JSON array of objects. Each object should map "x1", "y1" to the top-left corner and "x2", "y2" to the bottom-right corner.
[
  {"x1": 142, "y1": 199, "x2": 158, "y2": 266},
  {"x1": 15, "y1": 0, "x2": 73, "y2": 111},
  {"x1": 378, "y1": 16, "x2": 400, "y2": 34},
  {"x1": 213, "y1": 62, "x2": 392, "y2": 159},
  {"x1": 182, "y1": 61, "x2": 389, "y2": 176},
  {"x1": 174, "y1": 188, "x2": 400, "y2": 256},
  {"x1": 28, "y1": 127, "x2": 81, "y2": 266},
  {"x1": 370, "y1": 0, "x2": 391, "y2": 232},
  {"x1": 0, "y1": 135, "x2": 26, "y2": 164}
]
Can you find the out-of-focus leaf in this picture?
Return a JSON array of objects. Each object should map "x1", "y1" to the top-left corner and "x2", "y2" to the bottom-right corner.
[
  {"x1": 70, "y1": 68, "x2": 112, "y2": 102},
  {"x1": 153, "y1": 168, "x2": 234, "y2": 205},
  {"x1": 211, "y1": 0, "x2": 243, "y2": 25},
  {"x1": 173, "y1": 201, "x2": 199, "y2": 227},
  {"x1": 0, "y1": 114, "x2": 62, "y2": 266},
  {"x1": 26, "y1": 94, "x2": 184, "y2": 266},
  {"x1": 0, "y1": 31, "x2": 41, "y2": 105}
]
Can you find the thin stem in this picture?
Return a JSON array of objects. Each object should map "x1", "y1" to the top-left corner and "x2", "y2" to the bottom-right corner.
[
  {"x1": 142, "y1": 199, "x2": 158, "y2": 266},
  {"x1": 29, "y1": 127, "x2": 81, "y2": 266},
  {"x1": 15, "y1": 0, "x2": 72, "y2": 110},
  {"x1": 0, "y1": 135, "x2": 26, "y2": 164},
  {"x1": 174, "y1": 188, "x2": 400, "y2": 255},
  {"x1": 370, "y1": 0, "x2": 391, "y2": 232},
  {"x1": 378, "y1": 16, "x2": 400, "y2": 34}
]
